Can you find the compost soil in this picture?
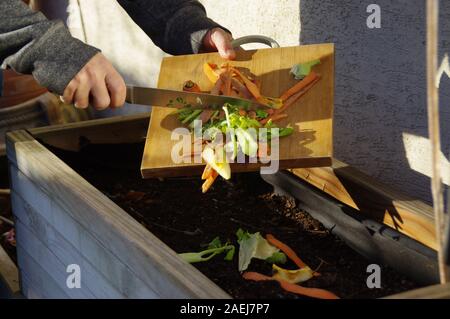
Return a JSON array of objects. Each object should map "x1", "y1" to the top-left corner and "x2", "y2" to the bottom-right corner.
[{"x1": 49, "y1": 142, "x2": 420, "y2": 299}]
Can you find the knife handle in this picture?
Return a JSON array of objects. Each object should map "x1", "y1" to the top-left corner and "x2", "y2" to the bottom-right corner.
[{"x1": 231, "y1": 35, "x2": 280, "y2": 49}]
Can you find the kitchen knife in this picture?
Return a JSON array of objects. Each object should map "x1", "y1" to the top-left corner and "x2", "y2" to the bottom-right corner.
[{"x1": 125, "y1": 86, "x2": 267, "y2": 111}]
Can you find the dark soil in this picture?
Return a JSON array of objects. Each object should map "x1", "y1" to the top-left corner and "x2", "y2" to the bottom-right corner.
[{"x1": 46, "y1": 142, "x2": 420, "y2": 299}]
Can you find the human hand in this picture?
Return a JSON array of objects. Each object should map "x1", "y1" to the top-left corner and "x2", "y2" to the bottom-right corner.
[
  {"x1": 202, "y1": 27, "x2": 236, "y2": 60},
  {"x1": 61, "y1": 53, "x2": 126, "y2": 110}
]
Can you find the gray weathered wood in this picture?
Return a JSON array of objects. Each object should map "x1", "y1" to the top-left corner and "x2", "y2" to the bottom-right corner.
[
  {"x1": 15, "y1": 221, "x2": 94, "y2": 298},
  {"x1": 29, "y1": 112, "x2": 149, "y2": 151},
  {"x1": 9, "y1": 169, "x2": 159, "y2": 298},
  {"x1": 12, "y1": 194, "x2": 125, "y2": 298},
  {"x1": 16, "y1": 246, "x2": 70, "y2": 299},
  {"x1": 20, "y1": 274, "x2": 42, "y2": 299},
  {"x1": 385, "y1": 282, "x2": 450, "y2": 299},
  {"x1": 7, "y1": 129, "x2": 230, "y2": 299}
]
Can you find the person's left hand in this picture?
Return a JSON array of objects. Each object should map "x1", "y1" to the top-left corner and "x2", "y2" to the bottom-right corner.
[{"x1": 202, "y1": 28, "x2": 236, "y2": 60}]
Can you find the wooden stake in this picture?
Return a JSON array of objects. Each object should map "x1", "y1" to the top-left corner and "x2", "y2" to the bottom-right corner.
[
  {"x1": 0, "y1": 189, "x2": 11, "y2": 196},
  {"x1": 426, "y1": 0, "x2": 449, "y2": 283}
]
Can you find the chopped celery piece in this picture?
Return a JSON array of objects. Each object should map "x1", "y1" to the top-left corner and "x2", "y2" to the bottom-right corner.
[
  {"x1": 179, "y1": 236, "x2": 235, "y2": 263},
  {"x1": 235, "y1": 128, "x2": 258, "y2": 157},
  {"x1": 182, "y1": 109, "x2": 202, "y2": 124},
  {"x1": 256, "y1": 109, "x2": 269, "y2": 119}
]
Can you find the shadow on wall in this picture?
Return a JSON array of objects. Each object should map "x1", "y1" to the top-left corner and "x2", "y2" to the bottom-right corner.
[{"x1": 299, "y1": 0, "x2": 450, "y2": 204}]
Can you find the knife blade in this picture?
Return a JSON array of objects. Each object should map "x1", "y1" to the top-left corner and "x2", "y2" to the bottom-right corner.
[{"x1": 125, "y1": 86, "x2": 266, "y2": 111}]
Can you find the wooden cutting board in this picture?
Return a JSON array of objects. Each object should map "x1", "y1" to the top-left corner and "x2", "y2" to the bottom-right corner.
[{"x1": 141, "y1": 43, "x2": 334, "y2": 178}]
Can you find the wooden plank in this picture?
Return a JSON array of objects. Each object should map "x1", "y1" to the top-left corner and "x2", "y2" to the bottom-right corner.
[
  {"x1": 385, "y1": 282, "x2": 450, "y2": 299},
  {"x1": 28, "y1": 112, "x2": 149, "y2": 151},
  {"x1": 15, "y1": 221, "x2": 95, "y2": 298},
  {"x1": 0, "y1": 241, "x2": 20, "y2": 298},
  {"x1": 142, "y1": 44, "x2": 334, "y2": 178},
  {"x1": 9, "y1": 166, "x2": 158, "y2": 298},
  {"x1": 20, "y1": 274, "x2": 44, "y2": 299},
  {"x1": 11, "y1": 191, "x2": 124, "y2": 298},
  {"x1": 16, "y1": 246, "x2": 70, "y2": 299},
  {"x1": 426, "y1": 0, "x2": 449, "y2": 283},
  {"x1": 6, "y1": 130, "x2": 230, "y2": 299},
  {"x1": 291, "y1": 159, "x2": 437, "y2": 250}
]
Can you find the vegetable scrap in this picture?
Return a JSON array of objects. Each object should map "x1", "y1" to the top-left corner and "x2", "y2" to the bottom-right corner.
[
  {"x1": 236, "y1": 228, "x2": 287, "y2": 272},
  {"x1": 266, "y1": 233, "x2": 307, "y2": 268},
  {"x1": 272, "y1": 264, "x2": 314, "y2": 284},
  {"x1": 171, "y1": 59, "x2": 321, "y2": 192},
  {"x1": 178, "y1": 236, "x2": 235, "y2": 263},
  {"x1": 183, "y1": 80, "x2": 202, "y2": 93},
  {"x1": 178, "y1": 228, "x2": 338, "y2": 299},
  {"x1": 290, "y1": 59, "x2": 321, "y2": 80},
  {"x1": 242, "y1": 271, "x2": 339, "y2": 299},
  {"x1": 241, "y1": 233, "x2": 339, "y2": 299}
]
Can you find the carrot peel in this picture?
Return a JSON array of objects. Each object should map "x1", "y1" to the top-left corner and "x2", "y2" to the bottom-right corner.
[
  {"x1": 280, "y1": 71, "x2": 319, "y2": 102},
  {"x1": 202, "y1": 170, "x2": 218, "y2": 193},
  {"x1": 201, "y1": 164, "x2": 213, "y2": 180},
  {"x1": 277, "y1": 76, "x2": 320, "y2": 113},
  {"x1": 204, "y1": 63, "x2": 221, "y2": 83},
  {"x1": 183, "y1": 80, "x2": 202, "y2": 93},
  {"x1": 231, "y1": 67, "x2": 261, "y2": 99},
  {"x1": 242, "y1": 271, "x2": 339, "y2": 299},
  {"x1": 266, "y1": 234, "x2": 307, "y2": 268}
]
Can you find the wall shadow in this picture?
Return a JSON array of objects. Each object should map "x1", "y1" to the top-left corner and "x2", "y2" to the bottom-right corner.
[{"x1": 299, "y1": 0, "x2": 450, "y2": 204}]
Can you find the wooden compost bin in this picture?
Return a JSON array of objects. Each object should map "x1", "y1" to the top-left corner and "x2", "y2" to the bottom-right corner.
[
  {"x1": 5, "y1": 113, "x2": 446, "y2": 299},
  {"x1": 6, "y1": 114, "x2": 229, "y2": 298}
]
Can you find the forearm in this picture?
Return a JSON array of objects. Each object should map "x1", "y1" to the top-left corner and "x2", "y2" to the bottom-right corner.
[
  {"x1": 0, "y1": 0, "x2": 99, "y2": 94},
  {"x1": 117, "y1": 0, "x2": 227, "y2": 55}
]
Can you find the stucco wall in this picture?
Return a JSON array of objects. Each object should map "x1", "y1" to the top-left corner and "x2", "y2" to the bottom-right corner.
[
  {"x1": 71, "y1": 0, "x2": 300, "y2": 85},
  {"x1": 199, "y1": 0, "x2": 300, "y2": 48},
  {"x1": 299, "y1": 0, "x2": 450, "y2": 203},
  {"x1": 43, "y1": 0, "x2": 449, "y2": 203}
]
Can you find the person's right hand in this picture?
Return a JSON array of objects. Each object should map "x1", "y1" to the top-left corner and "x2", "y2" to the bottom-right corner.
[{"x1": 61, "y1": 53, "x2": 126, "y2": 110}]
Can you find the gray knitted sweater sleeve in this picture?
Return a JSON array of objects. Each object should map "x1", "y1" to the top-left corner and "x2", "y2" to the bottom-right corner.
[
  {"x1": 0, "y1": 0, "x2": 100, "y2": 95},
  {"x1": 0, "y1": 0, "x2": 226, "y2": 95}
]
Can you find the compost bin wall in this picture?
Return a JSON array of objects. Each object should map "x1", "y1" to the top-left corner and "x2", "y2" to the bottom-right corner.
[{"x1": 6, "y1": 126, "x2": 230, "y2": 299}]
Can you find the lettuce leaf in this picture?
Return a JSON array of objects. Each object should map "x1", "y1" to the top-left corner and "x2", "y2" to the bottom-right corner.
[
  {"x1": 265, "y1": 251, "x2": 287, "y2": 264},
  {"x1": 237, "y1": 229, "x2": 287, "y2": 271}
]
